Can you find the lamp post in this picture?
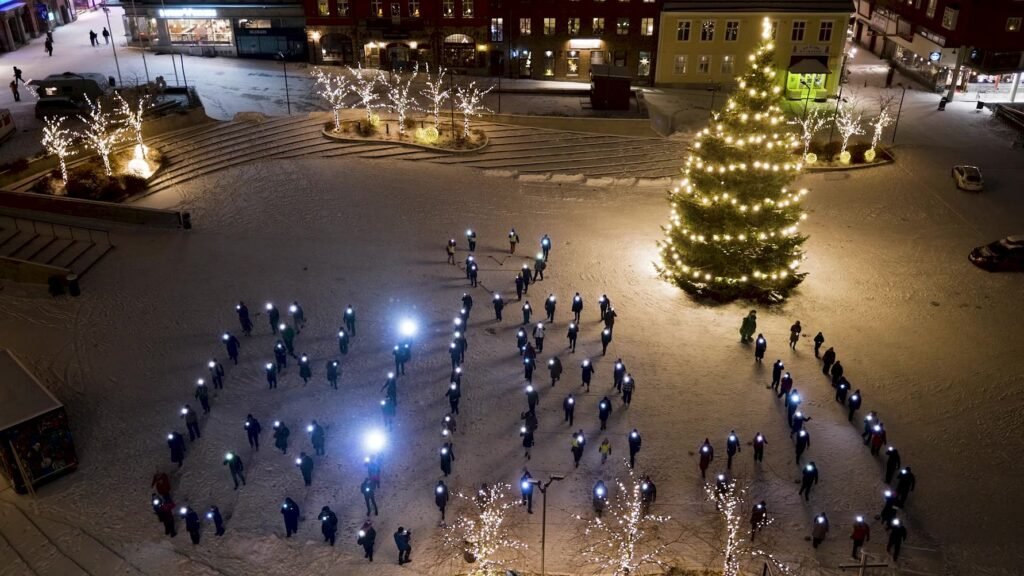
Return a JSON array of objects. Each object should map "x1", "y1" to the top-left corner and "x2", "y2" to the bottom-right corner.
[
  {"x1": 828, "y1": 47, "x2": 854, "y2": 143},
  {"x1": 100, "y1": 2, "x2": 122, "y2": 87},
  {"x1": 800, "y1": 80, "x2": 811, "y2": 120},
  {"x1": 128, "y1": 0, "x2": 149, "y2": 84},
  {"x1": 277, "y1": 51, "x2": 291, "y2": 115},
  {"x1": 530, "y1": 474, "x2": 564, "y2": 576},
  {"x1": 890, "y1": 84, "x2": 908, "y2": 144}
]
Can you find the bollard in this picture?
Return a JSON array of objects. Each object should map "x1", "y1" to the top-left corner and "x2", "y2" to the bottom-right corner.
[
  {"x1": 937, "y1": 97, "x2": 948, "y2": 111},
  {"x1": 976, "y1": 101, "x2": 985, "y2": 111},
  {"x1": 67, "y1": 274, "x2": 80, "y2": 297},
  {"x1": 181, "y1": 212, "x2": 192, "y2": 230}
]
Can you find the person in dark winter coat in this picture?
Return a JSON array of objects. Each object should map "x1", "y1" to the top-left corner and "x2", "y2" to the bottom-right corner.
[
  {"x1": 580, "y1": 359, "x2": 595, "y2": 391},
  {"x1": 541, "y1": 233, "x2": 551, "y2": 260},
  {"x1": 851, "y1": 516, "x2": 870, "y2": 559},
  {"x1": 753, "y1": 433, "x2": 766, "y2": 463},
  {"x1": 326, "y1": 360, "x2": 340, "y2": 389},
  {"x1": 830, "y1": 361, "x2": 845, "y2": 386},
  {"x1": 264, "y1": 302, "x2": 280, "y2": 334},
  {"x1": 516, "y1": 328, "x2": 528, "y2": 354},
  {"x1": 435, "y1": 480, "x2": 449, "y2": 521},
  {"x1": 182, "y1": 405, "x2": 200, "y2": 441},
  {"x1": 222, "y1": 332, "x2": 240, "y2": 364},
  {"x1": 440, "y1": 442, "x2": 454, "y2": 476},
  {"x1": 835, "y1": 376, "x2": 850, "y2": 404},
  {"x1": 790, "y1": 411, "x2": 811, "y2": 437},
  {"x1": 514, "y1": 275, "x2": 524, "y2": 300},
  {"x1": 299, "y1": 354, "x2": 312, "y2": 383},
  {"x1": 726, "y1": 431, "x2": 741, "y2": 468},
  {"x1": 778, "y1": 371, "x2": 793, "y2": 399},
  {"x1": 534, "y1": 255, "x2": 546, "y2": 281},
  {"x1": 493, "y1": 293, "x2": 505, "y2": 321},
  {"x1": 600, "y1": 328, "x2": 612, "y2": 355},
  {"x1": 821, "y1": 347, "x2": 836, "y2": 375},
  {"x1": 362, "y1": 477, "x2": 379, "y2": 516},
  {"x1": 520, "y1": 265, "x2": 532, "y2": 292},
  {"x1": 698, "y1": 438, "x2": 713, "y2": 479},
  {"x1": 281, "y1": 498, "x2": 300, "y2": 537},
  {"x1": 273, "y1": 421, "x2": 290, "y2": 454},
  {"x1": 548, "y1": 356, "x2": 563, "y2": 386},
  {"x1": 861, "y1": 411, "x2": 878, "y2": 443},
  {"x1": 795, "y1": 429, "x2": 811, "y2": 462},
  {"x1": 628, "y1": 429, "x2": 642, "y2": 468},
  {"x1": 895, "y1": 467, "x2": 916, "y2": 506},
  {"x1": 798, "y1": 462, "x2": 819, "y2": 501},
  {"x1": 571, "y1": 293, "x2": 583, "y2": 322},
  {"x1": 813, "y1": 332, "x2": 825, "y2": 357},
  {"x1": 640, "y1": 476, "x2": 656, "y2": 515},
  {"x1": 543, "y1": 295, "x2": 556, "y2": 323},
  {"x1": 789, "y1": 321, "x2": 802, "y2": 349},
  {"x1": 207, "y1": 506, "x2": 225, "y2": 536},
  {"x1": 566, "y1": 322, "x2": 578, "y2": 352},
  {"x1": 394, "y1": 527, "x2": 412, "y2": 564},
  {"x1": 598, "y1": 396, "x2": 612, "y2": 430},
  {"x1": 152, "y1": 495, "x2": 177, "y2": 537},
  {"x1": 337, "y1": 328, "x2": 351, "y2": 354},
  {"x1": 289, "y1": 301, "x2": 305, "y2": 332},
  {"x1": 280, "y1": 324, "x2": 296, "y2": 357},
  {"x1": 168, "y1": 432, "x2": 186, "y2": 467},
  {"x1": 445, "y1": 382, "x2": 461, "y2": 414},
  {"x1": 603, "y1": 307, "x2": 617, "y2": 331},
  {"x1": 880, "y1": 489, "x2": 898, "y2": 525},
  {"x1": 885, "y1": 447, "x2": 901, "y2": 484},
  {"x1": 771, "y1": 360, "x2": 784, "y2": 392},
  {"x1": 182, "y1": 506, "x2": 201, "y2": 544},
  {"x1": 468, "y1": 263, "x2": 478, "y2": 287},
  {"x1": 848, "y1": 389, "x2": 863, "y2": 422},
  {"x1": 272, "y1": 342, "x2": 287, "y2": 372},
  {"x1": 786, "y1": 389, "x2": 802, "y2": 426},
  {"x1": 208, "y1": 359, "x2": 225, "y2": 389},
  {"x1": 152, "y1": 471, "x2": 172, "y2": 500},
  {"x1": 358, "y1": 520, "x2": 377, "y2": 561},
  {"x1": 563, "y1": 394, "x2": 575, "y2": 425},
  {"x1": 522, "y1": 301, "x2": 532, "y2": 325},
  {"x1": 297, "y1": 452, "x2": 314, "y2": 486},
  {"x1": 754, "y1": 334, "x2": 766, "y2": 362},
  {"x1": 887, "y1": 518, "x2": 908, "y2": 560},
  {"x1": 812, "y1": 513, "x2": 829, "y2": 548},
  {"x1": 265, "y1": 363, "x2": 278, "y2": 389},
  {"x1": 310, "y1": 420, "x2": 325, "y2": 455},
  {"x1": 520, "y1": 469, "x2": 535, "y2": 512},
  {"x1": 320, "y1": 506, "x2": 338, "y2": 545},
  {"x1": 613, "y1": 359, "x2": 626, "y2": 392},
  {"x1": 533, "y1": 322, "x2": 546, "y2": 352},
  {"x1": 525, "y1": 384, "x2": 539, "y2": 411},
  {"x1": 869, "y1": 422, "x2": 888, "y2": 455},
  {"x1": 466, "y1": 229, "x2": 477, "y2": 251},
  {"x1": 739, "y1": 310, "x2": 757, "y2": 342},
  {"x1": 571, "y1": 431, "x2": 586, "y2": 468},
  {"x1": 236, "y1": 302, "x2": 253, "y2": 335},
  {"x1": 524, "y1": 357, "x2": 535, "y2": 382},
  {"x1": 344, "y1": 305, "x2": 357, "y2": 336},
  {"x1": 224, "y1": 451, "x2": 245, "y2": 489},
  {"x1": 194, "y1": 380, "x2": 211, "y2": 413},
  {"x1": 245, "y1": 414, "x2": 261, "y2": 450},
  {"x1": 462, "y1": 293, "x2": 474, "y2": 319},
  {"x1": 750, "y1": 501, "x2": 767, "y2": 541}
]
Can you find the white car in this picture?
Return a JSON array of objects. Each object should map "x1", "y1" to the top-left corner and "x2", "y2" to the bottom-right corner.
[{"x1": 952, "y1": 165, "x2": 984, "y2": 191}]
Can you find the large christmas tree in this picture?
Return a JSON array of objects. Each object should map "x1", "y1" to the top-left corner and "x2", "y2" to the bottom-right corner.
[{"x1": 659, "y1": 19, "x2": 809, "y2": 303}]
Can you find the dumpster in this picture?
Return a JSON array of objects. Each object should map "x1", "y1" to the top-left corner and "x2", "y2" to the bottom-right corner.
[{"x1": 0, "y1": 349, "x2": 78, "y2": 494}]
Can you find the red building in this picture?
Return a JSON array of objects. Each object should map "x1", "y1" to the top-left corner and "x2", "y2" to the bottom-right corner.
[
  {"x1": 853, "y1": 0, "x2": 1024, "y2": 99},
  {"x1": 303, "y1": 0, "x2": 493, "y2": 73}
]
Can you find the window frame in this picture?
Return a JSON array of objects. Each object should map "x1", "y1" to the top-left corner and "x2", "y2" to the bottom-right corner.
[
  {"x1": 641, "y1": 17, "x2": 654, "y2": 37},
  {"x1": 616, "y1": 17, "x2": 629, "y2": 36},
  {"x1": 925, "y1": 0, "x2": 937, "y2": 18},
  {"x1": 791, "y1": 20, "x2": 806, "y2": 42},
  {"x1": 519, "y1": 17, "x2": 532, "y2": 36},
  {"x1": 1008, "y1": 17, "x2": 1022, "y2": 32},
  {"x1": 941, "y1": 7, "x2": 958, "y2": 30},
  {"x1": 490, "y1": 17, "x2": 503, "y2": 41},
  {"x1": 724, "y1": 20, "x2": 739, "y2": 42},
  {"x1": 700, "y1": 19, "x2": 715, "y2": 42},
  {"x1": 543, "y1": 17, "x2": 556, "y2": 36},
  {"x1": 442, "y1": 0, "x2": 454, "y2": 18},
  {"x1": 676, "y1": 20, "x2": 691, "y2": 41},
  {"x1": 592, "y1": 17, "x2": 605, "y2": 35},
  {"x1": 698, "y1": 54, "x2": 711, "y2": 75},
  {"x1": 818, "y1": 20, "x2": 833, "y2": 42},
  {"x1": 721, "y1": 54, "x2": 734, "y2": 74},
  {"x1": 673, "y1": 54, "x2": 688, "y2": 75}
]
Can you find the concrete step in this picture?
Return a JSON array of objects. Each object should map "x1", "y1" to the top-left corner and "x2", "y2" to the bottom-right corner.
[
  {"x1": 0, "y1": 231, "x2": 38, "y2": 258},
  {"x1": 159, "y1": 121, "x2": 324, "y2": 164},
  {"x1": 70, "y1": 244, "x2": 114, "y2": 277},
  {"x1": 512, "y1": 152, "x2": 683, "y2": 174},
  {"x1": 49, "y1": 241, "x2": 93, "y2": 270},
  {"x1": 158, "y1": 117, "x2": 324, "y2": 162},
  {"x1": 453, "y1": 146, "x2": 680, "y2": 170},
  {"x1": 437, "y1": 141, "x2": 676, "y2": 166},
  {"x1": 11, "y1": 235, "x2": 56, "y2": 261},
  {"x1": 34, "y1": 237, "x2": 75, "y2": 265}
]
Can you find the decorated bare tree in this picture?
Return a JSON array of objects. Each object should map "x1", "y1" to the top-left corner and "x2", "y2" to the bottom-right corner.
[
  {"x1": 576, "y1": 465, "x2": 674, "y2": 575},
  {"x1": 440, "y1": 482, "x2": 526, "y2": 575},
  {"x1": 453, "y1": 81, "x2": 493, "y2": 139},
  {"x1": 835, "y1": 101, "x2": 865, "y2": 162},
  {"x1": 420, "y1": 63, "x2": 450, "y2": 130},
  {"x1": 41, "y1": 116, "x2": 74, "y2": 184},
  {"x1": 384, "y1": 62, "x2": 419, "y2": 136},
  {"x1": 792, "y1": 108, "x2": 829, "y2": 162},
  {"x1": 347, "y1": 64, "x2": 381, "y2": 124},
  {"x1": 868, "y1": 92, "x2": 897, "y2": 158},
  {"x1": 78, "y1": 96, "x2": 125, "y2": 176},
  {"x1": 311, "y1": 67, "x2": 351, "y2": 131},
  {"x1": 114, "y1": 92, "x2": 150, "y2": 153},
  {"x1": 704, "y1": 479, "x2": 792, "y2": 576}
]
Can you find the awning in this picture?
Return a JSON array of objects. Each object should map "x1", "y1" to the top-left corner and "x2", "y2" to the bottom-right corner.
[
  {"x1": 0, "y1": 2, "x2": 26, "y2": 14},
  {"x1": 788, "y1": 57, "x2": 830, "y2": 75}
]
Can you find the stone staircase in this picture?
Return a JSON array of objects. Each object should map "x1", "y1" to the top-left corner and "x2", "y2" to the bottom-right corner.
[{"x1": 0, "y1": 216, "x2": 113, "y2": 277}]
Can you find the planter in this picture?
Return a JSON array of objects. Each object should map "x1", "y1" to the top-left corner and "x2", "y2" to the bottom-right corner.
[
  {"x1": 30, "y1": 146, "x2": 164, "y2": 202},
  {"x1": 803, "y1": 146, "x2": 895, "y2": 172},
  {"x1": 322, "y1": 119, "x2": 488, "y2": 154}
]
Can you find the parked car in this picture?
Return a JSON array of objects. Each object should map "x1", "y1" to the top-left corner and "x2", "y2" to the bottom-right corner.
[
  {"x1": 35, "y1": 97, "x2": 89, "y2": 120},
  {"x1": 969, "y1": 236, "x2": 1024, "y2": 271},
  {"x1": 952, "y1": 165, "x2": 984, "y2": 191}
]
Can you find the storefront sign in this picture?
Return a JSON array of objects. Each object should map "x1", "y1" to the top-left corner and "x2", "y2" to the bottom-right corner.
[
  {"x1": 158, "y1": 8, "x2": 217, "y2": 18},
  {"x1": 569, "y1": 38, "x2": 602, "y2": 49},
  {"x1": 929, "y1": 51, "x2": 941, "y2": 62},
  {"x1": 793, "y1": 44, "x2": 829, "y2": 56},
  {"x1": 869, "y1": 12, "x2": 890, "y2": 32}
]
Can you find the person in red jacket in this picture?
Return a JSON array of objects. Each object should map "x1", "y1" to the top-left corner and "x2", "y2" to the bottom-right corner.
[
  {"x1": 151, "y1": 470, "x2": 172, "y2": 500},
  {"x1": 698, "y1": 438, "x2": 714, "y2": 480},
  {"x1": 869, "y1": 423, "x2": 888, "y2": 456},
  {"x1": 851, "y1": 516, "x2": 871, "y2": 559}
]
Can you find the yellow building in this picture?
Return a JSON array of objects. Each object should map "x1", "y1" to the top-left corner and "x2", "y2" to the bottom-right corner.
[{"x1": 655, "y1": 0, "x2": 854, "y2": 100}]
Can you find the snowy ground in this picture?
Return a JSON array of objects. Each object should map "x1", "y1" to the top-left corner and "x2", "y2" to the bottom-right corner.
[{"x1": 1, "y1": 89, "x2": 1023, "y2": 576}]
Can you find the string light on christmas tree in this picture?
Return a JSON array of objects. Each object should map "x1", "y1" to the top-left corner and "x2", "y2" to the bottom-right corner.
[
  {"x1": 441, "y1": 482, "x2": 526, "y2": 574},
  {"x1": 454, "y1": 81, "x2": 493, "y2": 139},
  {"x1": 383, "y1": 62, "x2": 419, "y2": 136},
  {"x1": 657, "y1": 16, "x2": 808, "y2": 302},
  {"x1": 347, "y1": 64, "x2": 382, "y2": 124},
  {"x1": 420, "y1": 63, "x2": 450, "y2": 130},
  {"x1": 311, "y1": 67, "x2": 352, "y2": 131},
  {"x1": 41, "y1": 115, "x2": 74, "y2": 184}
]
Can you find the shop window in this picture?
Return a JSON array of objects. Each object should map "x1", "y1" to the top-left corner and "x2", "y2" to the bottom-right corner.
[
  {"x1": 318, "y1": 0, "x2": 329, "y2": 16},
  {"x1": 926, "y1": 0, "x2": 936, "y2": 18},
  {"x1": 567, "y1": 50, "x2": 580, "y2": 76},
  {"x1": 725, "y1": 20, "x2": 738, "y2": 41},
  {"x1": 613, "y1": 50, "x2": 626, "y2": 67},
  {"x1": 444, "y1": 34, "x2": 476, "y2": 66},
  {"x1": 1008, "y1": 17, "x2": 1022, "y2": 32},
  {"x1": 443, "y1": 0, "x2": 454, "y2": 18},
  {"x1": 591, "y1": 50, "x2": 605, "y2": 65},
  {"x1": 721, "y1": 54, "x2": 734, "y2": 74},
  {"x1": 239, "y1": 19, "x2": 271, "y2": 28},
  {"x1": 321, "y1": 33, "x2": 354, "y2": 63},
  {"x1": 638, "y1": 51, "x2": 651, "y2": 76},
  {"x1": 543, "y1": 51, "x2": 555, "y2": 76},
  {"x1": 520, "y1": 18, "x2": 531, "y2": 36},
  {"x1": 544, "y1": 17, "x2": 555, "y2": 35},
  {"x1": 791, "y1": 21, "x2": 806, "y2": 42},
  {"x1": 592, "y1": 17, "x2": 605, "y2": 35},
  {"x1": 408, "y1": 0, "x2": 419, "y2": 16},
  {"x1": 641, "y1": 18, "x2": 653, "y2": 36},
  {"x1": 818, "y1": 21, "x2": 833, "y2": 42},
  {"x1": 370, "y1": 0, "x2": 383, "y2": 17},
  {"x1": 167, "y1": 18, "x2": 233, "y2": 44},
  {"x1": 365, "y1": 44, "x2": 380, "y2": 67},
  {"x1": 568, "y1": 18, "x2": 580, "y2": 36},
  {"x1": 700, "y1": 20, "x2": 714, "y2": 41},
  {"x1": 616, "y1": 18, "x2": 629, "y2": 36},
  {"x1": 391, "y1": 2, "x2": 400, "y2": 17},
  {"x1": 490, "y1": 18, "x2": 503, "y2": 41},
  {"x1": 677, "y1": 20, "x2": 690, "y2": 41},
  {"x1": 643, "y1": 0, "x2": 654, "y2": 3},
  {"x1": 674, "y1": 54, "x2": 687, "y2": 74},
  {"x1": 519, "y1": 50, "x2": 532, "y2": 76},
  {"x1": 698, "y1": 54, "x2": 710, "y2": 74},
  {"x1": 941, "y1": 7, "x2": 958, "y2": 30},
  {"x1": 336, "y1": 0, "x2": 349, "y2": 16},
  {"x1": 462, "y1": 0, "x2": 473, "y2": 17}
]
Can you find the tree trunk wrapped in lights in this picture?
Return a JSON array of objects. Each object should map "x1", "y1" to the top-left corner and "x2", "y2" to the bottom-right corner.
[
  {"x1": 658, "y1": 18, "x2": 809, "y2": 303},
  {"x1": 78, "y1": 96, "x2": 125, "y2": 177},
  {"x1": 453, "y1": 81, "x2": 492, "y2": 139},
  {"x1": 440, "y1": 482, "x2": 526, "y2": 575},
  {"x1": 384, "y1": 62, "x2": 419, "y2": 136},
  {"x1": 41, "y1": 115, "x2": 74, "y2": 184},
  {"x1": 835, "y1": 101, "x2": 865, "y2": 159},
  {"x1": 311, "y1": 67, "x2": 351, "y2": 131},
  {"x1": 347, "y1": 64, "x2": 381, "y2": 124},
  {"x1": 704, "y1": 479, "x2": 793, "y2": 576},
  {"x1": 420, "y1": 63, "x2": 450, "y2": 130}
]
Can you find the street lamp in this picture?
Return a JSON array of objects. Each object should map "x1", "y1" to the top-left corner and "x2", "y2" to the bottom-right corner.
[
  {"x1": 529, "y1": 474, "x2": 564, "y2": 576},
  {"x1": 890, "y1": 83, "x2": 908, "y2": 144},
  {"x1": 800, "y1": 80, "x2": 812, "y2": 120},
  {"x1": 99, "y1": 2, "x2": 122, "y2": 87},
  {"x1": 277, "y1": 51, "x2": 291, "y2": 115}
]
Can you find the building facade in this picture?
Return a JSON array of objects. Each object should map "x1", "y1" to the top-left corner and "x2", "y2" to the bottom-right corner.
[
  {"x1": 302, "y1": 0, "x2": 490, "y2": 73},
  {"x1": 853, "y1": 0, "x2": 1024, "y2": 99},
  {"x1": 654, "y1": 0, "x2": 853, "y2": 100},
  {"x1": 120, "y1": 0, "x2": 308, "y2": 60}
]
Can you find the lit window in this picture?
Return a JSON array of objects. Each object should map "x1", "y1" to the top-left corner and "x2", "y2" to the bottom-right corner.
[
  {"x1": 371, "y1": 0, "x2": 382, "y2": 16},
  {"x1": 700, "y1": 20, "x2": 715, "y2": 42},
  {"x1": 318, "y1": 0, "x2": 329, "y2": 16},
  {"x1": 725, "y1": 20, "x2": 739, "y2": 41},
  {"x1": 926, "y1": 0, "x2": 936, "y2": 18},
  {"x1": 677, "y1": 20, "x2": 690, "y2": 41},
  {"x1": 792, "y1": 21, "x2": 806, "y2": 42},
  {"x1": 698, "y1": 55, "x2": 710, "y2": 74},
  {"x1": 1009, "y1": 17, "x2": 1022, "y2": 32},
  {"x1": 442, "y1": 0, "x2": 454, "y2": 18},
  {"x1": 568, "y1": 17, "x2": 580, "y2": 36},
  {"x1": 592, "y1": 17, "x2": 605, "y2": 35},
  {"x1": 617, "y1": 18, "x2": 629, "y2": 36},
  {"x1": 407, "y1": 0, "x2": 418, "y2": 16},
  {"x1": 544, "y1": 17, "x2": 555, "y2": 35},
  {"x1": 641, "y1": 17, "x2": 653, "y2": 36},
  {"x1": 819, "y1": 20, "x2": 833, "y2": 42},
  {"x1": 520, "y1": 18, "x2": 531, "y2": 36},
  {"x1": 490, "y1": 17, "x2": 503, "y2": 41},
  {"x1": 674, "y1": 54, "x2": 688, "y2": 74},
  {"x1": 390, "y1": 2, "x2": 399, "y2": 17},
  {"x1": 639, "y1": 50, "x2": 651, "y2": 76},
  {"x1": 462, "y1": 0, "x2": 473, "y2": 17},
  {"x1": 941, "y1": 7, "x2": 958, "y2": 30},
  {"x1": 721, "y1": 54, "x2": 734, "y2": 74},
  {"x1": 337, "y1": 0, "x2": 349, "y2": 16}
]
